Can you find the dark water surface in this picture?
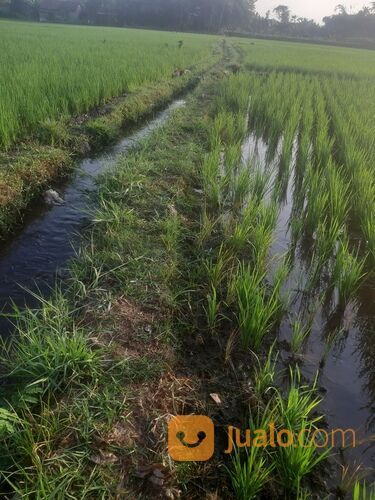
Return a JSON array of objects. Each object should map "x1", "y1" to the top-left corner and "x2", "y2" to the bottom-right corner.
[{"x1": 0, "y1": 99, "x2": 186, "y2": 334}]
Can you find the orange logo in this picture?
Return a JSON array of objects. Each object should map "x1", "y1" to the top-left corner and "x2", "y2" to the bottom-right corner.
[{"x1": 168, "y1": 415, "x2": 214, "y2": 461}]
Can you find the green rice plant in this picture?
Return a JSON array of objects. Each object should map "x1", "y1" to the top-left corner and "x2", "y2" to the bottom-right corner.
[
  {"x1": 0, "y1": 21, "x2": 217, "y2": 150},
  {"x1": 204, "y1": 245, "x2": 234, "y2": 290},
  {"x1": 224, "y1": 142, "x2": 242, "y2": 177},
  {"x1": 197, "y1": 209, "x2": 217, "y2": 247},
  {"x1": 275, "y1": 420, "x2": 330, "y2": 495},
  {"x1": 211, "y1": 111, "x2": 247, "y2": 147},
  {"x1": 319, "y1": 328, "x2": 345, "y2": 368},
  {"x1": 272, "y1": 368, "x2": 329, "y2": 494},
  {"x1": 232, "y1": 167, "x2": 252, "y2": 212},
  {"x1": 354, "y1": 164, "x2": 375, "y2": 224},
  {"x1": 216, "y1": 73, "x2": 251, "y2": 115},
  {"x1": 226, "y1": 401, "x2": 276, "y2": 499},
  {"x1": 332, "y1": 239, "x2": 366, "y2": 305},
  {"x1": 204, "y1": 285, "x2": 220, "y2": 332},
  {"x1": 250, "y1": 220, "x2": 274, "y2": 271},
  {"x1": 317, "y1": 217, "x2": 343, "y2": 261},
  {"x1": 248, "y1": 164, "x2": 271, "y2": 203},
  {"x1": 306, "y1": 218, "x2": 343, "y2": 291},
  {"x1": 276, "y1": 367, "x2": 322, "y2": 431},
  {"x1": 303, "y1": 166, "x2": 329, "y2": 236},
  {"x1": 325, "y1": 161, "x2": 349, "y2": 227},
  {"x1": 290, "y1": 211, "x2": 304, "y2": 241},
  {"x1": 338, "y1": 463, "x2": 367, "y2": 498},
  {"x1": 227, "y1": 442, "x2": 273, "y2": 500},
  {"x1": 228, "y1": 201, "x2": 257, "y2": 252},
  {"x1": 290, "y1": 315, "x2": 312, "y2": 355},
  {"x1": 248, "y1": 202, "x2": 278, "y2": 271},
  {"x1": 235, "y1": 265, "x2": 280, "y2": 350},
  {"x1": 272, "y1": 257, "x2": 291, "y2": 314},
  {"x1": 202, "y1": 147, "x2": 221, "y2": 210},
  {"x1": 253, "y1": 342, "x2": 278, "y2": 396},
  {"x1": 353, "y1": 481, "x2": 375, "y2": 500},
  {"x1": 363, "y1": 215, "x2": 375, "y2": 265}
]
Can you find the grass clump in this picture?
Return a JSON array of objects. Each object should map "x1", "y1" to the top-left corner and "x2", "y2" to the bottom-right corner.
[{"x1": 0, "y1": 291, "x2": 98, "y2": 397}]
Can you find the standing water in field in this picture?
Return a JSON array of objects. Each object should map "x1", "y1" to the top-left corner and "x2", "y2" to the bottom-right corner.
[
  {"x1": 0, "y1": 99, "x2": 186, "y2": 335},
  {"x1": 242, "y1": 129, "x2": 375, "y2": 474}
]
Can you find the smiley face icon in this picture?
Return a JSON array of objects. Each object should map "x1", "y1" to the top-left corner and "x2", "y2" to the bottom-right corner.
[{"x1": 168, "y1": 415, "x2": 214, "y2": 461}]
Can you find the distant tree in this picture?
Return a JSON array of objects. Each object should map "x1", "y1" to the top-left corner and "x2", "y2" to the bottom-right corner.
[
  {"x1": 247, "y1": 0, "x2": 257, "y2": 15},
  {"x1": 335, "y1": 4, "x2": 348, "y2": 15},
  {"x1": 360, "y1": 6, "x2": 371, "y2": 15},
  {"x1": 273, "y1": 4, "x2": 290, "y2": 23}
]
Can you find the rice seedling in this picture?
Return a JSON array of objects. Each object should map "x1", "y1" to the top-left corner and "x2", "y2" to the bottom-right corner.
[
  {"x1": 204, "y1": 245, "x2": 233, "y2": 290},
  {"x1": 303, "y1": 167, "x2": 329, "y2": 236},
  {"x1": 202, "y1": 148, "x2": 222, "y2": 210},
  {"x1": 276, "y1": 367, "x2": 322, "y2": 431},
  {"x1": 253, "y1": 342, "x2": 278, "y2": 396},
  {"x1": 197, "y1": 209, "x2": 217, "y2": 247},
  {"x1": 228, "y1": 201, "x2": 257, "y2": 252},
  {"x1": 353, "y1": 481, "x2": 375, "y2": 500},
  {"x1": 250, "y1": 220, "x2": 274, "y2": 271},
  {"x1": 227, "y1": 441, "x2": 273, "y2": 499},
  {"x1": 231, "y1": 167, "x2": 253, "y2": 212},
  {"x1": 325, "y1": 161, "x2": 349, "y2": 227},
  {"x1": 227, "y1": 401, "x2": 277, "y2": 499},
  {"x1": 205, "y1": 285, "x2": 220, "y2": 331},
  {"x1": 235, "y1": 265, "x2": 280, "y2": 350},
  {"x1": 290, "y1": 315, "x2": 312, "y2": 355},
  {"x1": 314, "y1": 217, "x2": 343, "y2": 263},
  {"x1": 319, "y1": 328, "x2": 345, "y2": 368},
  {"x1": 332, "y1": 239, "x2": 366, "y2": 306},
  {"x1": 275, "y1": 421, "x2": 330, "y2": 495},
  {"x1": 248, "y1": 164, "x2": 271, "y2": 203},
  {"x1": 224, "y1": 142, "x2": 242, "y2": 179},
  {"x1": 363, "y1": 215, "x2": 375, "y2": 265},
  {"x1": 272, "y1": 257, "x2": 291, "y2": 313},
  {"x1": 337, "y1": 463, "x2": 367, "y2": 498}
]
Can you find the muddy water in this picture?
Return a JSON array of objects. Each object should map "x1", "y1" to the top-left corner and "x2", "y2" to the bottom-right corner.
[
  {"x1": 0, "y1": 99, "x2": 186, "y2": 335},
  {"x1": 242, "y1": 131, "x2": 375, "y2": 474}
]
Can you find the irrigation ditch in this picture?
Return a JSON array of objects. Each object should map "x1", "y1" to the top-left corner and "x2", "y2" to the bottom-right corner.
[{"x1": 0, "y1": 98, "x2": 187, "y2": 335}]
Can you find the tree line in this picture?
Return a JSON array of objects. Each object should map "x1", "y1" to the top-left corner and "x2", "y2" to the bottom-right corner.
[{"x1": 2, "y1": 0, "x2": 375, "y2": 43}]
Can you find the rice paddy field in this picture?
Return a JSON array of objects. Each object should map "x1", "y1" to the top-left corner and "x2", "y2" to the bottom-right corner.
[
  {"x1": 0, "y1": 19, "x2": 374, "y2": 499},
  {"x1": 0, "y1": 20, "x2": 217, "y2": 149}
]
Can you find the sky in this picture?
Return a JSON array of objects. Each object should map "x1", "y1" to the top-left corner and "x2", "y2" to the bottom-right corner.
[{"x1": 256, "y1": 0, "x2": 367, "y2": 23}]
